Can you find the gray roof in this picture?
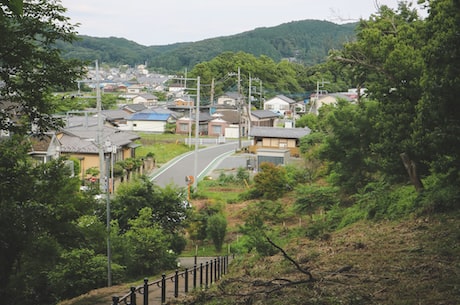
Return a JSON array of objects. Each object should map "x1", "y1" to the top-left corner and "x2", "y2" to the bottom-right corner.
[
  {"x1": 251, "y1": 109, "x2": 280, "y2": 119},
  {"x1": 122, "y1": 104, "x2": 148, "y2": 113},
  {"x1": 264, "y1": 94, "x2": 297, "y2": 105},
  {"x1": 249, "y1": 126, "x2": 311, "y2": 139},
  {"x1": 101, "y1": 109, "x2": 131, "y2": 121},
  {"x1": 59, "y1": 125, "x2": 140, "y2": 154}
]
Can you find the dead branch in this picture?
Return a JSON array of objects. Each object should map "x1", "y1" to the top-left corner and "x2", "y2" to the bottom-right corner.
[{"x1": 266, "y1": 236, "x2": 314, "y2": 281}]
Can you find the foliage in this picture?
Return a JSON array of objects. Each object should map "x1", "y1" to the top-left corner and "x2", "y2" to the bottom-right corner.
[
  {"x1": 251, "y1": 162, "x2": 289, "y2": 199},
  {"x1": 237, "y1": 212, "x2": 278, "y2": 256},
  {"x1": 414, "y1": 0, "x2": 460, "y2": 200},
  {"x1": 0, "y1": 0, "x2": 85, "y2": 135},
  {"x1": 206, "y1": 213, "x2": 227, "y2": 252},
  {"x1": 58, "y1": 20, "x2": 356, "y2": 71},
  {"x1": 187, "y1": 202, "x2": 222, "y2": 242},
  {"x1": 294, "y1": 184, "x2": 340, "y2": 214},
  {"x1": 318, "y1": 100, "x2": 379, "y2": 193},
  {"x1": 0, "y1": 137, "x2": 92, "y2": 304},
  {"x1": 111, "y1": 177, "x2": 190, "y2": 233},
  {"x1": 48, "y1": 248, "x2": 124, "y2": 300},
  {"x1": 122, "y1": 207, "x2": 176, "y2": 276}
]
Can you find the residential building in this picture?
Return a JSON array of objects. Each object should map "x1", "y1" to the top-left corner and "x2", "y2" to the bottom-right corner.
[{"x1": 249, "y1": 126, "x2": 311, "y2": 157}]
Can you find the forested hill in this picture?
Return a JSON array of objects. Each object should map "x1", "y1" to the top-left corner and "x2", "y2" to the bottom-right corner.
[{"x1": 59, "y1": 20, "x2": 357, "y2": 72}]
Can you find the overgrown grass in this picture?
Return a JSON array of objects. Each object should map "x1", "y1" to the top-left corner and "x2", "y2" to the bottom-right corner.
[{"x1": 135, "y1": 133, "x2": 193, "y2": 164}]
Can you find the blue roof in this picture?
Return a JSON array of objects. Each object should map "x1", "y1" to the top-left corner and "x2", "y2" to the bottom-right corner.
[{"x1": 128, "y1": 113, "x2": 170, "y2": 121}]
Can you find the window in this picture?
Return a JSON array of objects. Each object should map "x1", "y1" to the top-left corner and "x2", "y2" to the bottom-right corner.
[
  {"x1": 212, "y1": 125, "x2": 222, "y2": 134},
  {"x1": 180, "y1": 123, "x2": 189, "y2": 132}
]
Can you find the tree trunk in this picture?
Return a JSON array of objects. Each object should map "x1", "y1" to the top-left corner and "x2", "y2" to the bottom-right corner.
[{"x1": 400, "y1": 152, "x2": 424, "y2": 192}]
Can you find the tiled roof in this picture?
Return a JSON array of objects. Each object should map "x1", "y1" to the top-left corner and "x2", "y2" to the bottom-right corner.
[{"x1": 59, "y1": 125, "x2": 140, "y2": 154}]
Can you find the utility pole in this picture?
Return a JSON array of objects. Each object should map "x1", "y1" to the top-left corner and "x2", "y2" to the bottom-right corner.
[
  {"x1": 237, "y1": 67, "x2": 242, "y2": 150},
  {"x1": 193, "y1": 76, "x2": 200, "y2": 190},
  {"x1": 96, "y1": 60, "x2": 111, "y2": 287},
  {"x1": 210, "y1": 77, "x2": 215, "y2": 105},
  {"x1": 248, "y1": 75, "x2": 260, "y2": 138}
]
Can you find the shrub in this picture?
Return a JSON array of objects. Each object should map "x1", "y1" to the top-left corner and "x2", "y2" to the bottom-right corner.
[
  {"x1": 207, "y1": 213, "x2": 227, "y2": 252},
  {"x1": 252, "y1": 162, "x2": 289, "y2": 199},
  {"x1": 294, "y1": 184, "x2": 340, "y2": 214}
]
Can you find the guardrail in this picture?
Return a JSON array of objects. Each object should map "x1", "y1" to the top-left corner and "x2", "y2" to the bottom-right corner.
[
  {"x1": 184, "y1": 136, "x2": 226, "y2": 145},
  {"x1": 112, "y1": 256, "x2": 231, "y2": 305}
]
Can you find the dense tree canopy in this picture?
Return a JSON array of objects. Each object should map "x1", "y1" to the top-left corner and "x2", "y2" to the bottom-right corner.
[
  {"x1": 309, "y1": 0, "x2": 460, "y2": 207},
  {"x1": 0, "y1": 0, "x2": 84, "y2": 135}
]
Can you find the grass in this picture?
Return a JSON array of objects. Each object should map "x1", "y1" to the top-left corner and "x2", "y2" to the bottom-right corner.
[{"x1": 135, "y1": 133, "x2": 193, "y2": 164}]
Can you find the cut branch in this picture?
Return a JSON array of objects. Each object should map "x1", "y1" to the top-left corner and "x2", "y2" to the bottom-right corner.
[{"x1": 266, "y1": 236, "x2": 314, "y2": 281}]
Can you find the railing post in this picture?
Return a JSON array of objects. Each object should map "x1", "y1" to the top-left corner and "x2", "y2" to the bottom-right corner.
[
  {"x1": 210, "y1": 259, "x2": 213, "y2": 284},
  {"x1": 143, "y1": 278, "x2": 149, "y2": 305},
  {"x1": 112, "y1": 296, "x2": 119, "y2": 305},
  {"x1": 193, "y1": 264, "x2": 197, "y2": 290},
  {"x1": 185, "y1": 268, "x2": 189, "y2": 293},
  {"x1": 200, "y1": 263, "x2": 203, "y2": 289},
  {"x1": 174, "y1": 270, "x2": 179, "y2": 298},
  {"x1": 130, "y1": 286, "x2": 136, "y2": 305},
  {"x1": 214, "y1": 258, "x2": 217, "y2": 281},
  {"x1": 161, "y1": 273, "x2": 166, "y2": 304},
  {"x1": 205, "y1": 261, "x2": 209, "y2": 289},
  {"x1": 217, "y1": 257, "x2": 221, "y2": 280}
]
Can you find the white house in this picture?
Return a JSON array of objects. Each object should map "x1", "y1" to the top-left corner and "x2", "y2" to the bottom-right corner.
[
  {"x1": 132, "y1": 93, "x2": 158, "y2": 105},
  {"x1": 216, "y1": 92, "x2": 243, "y2": 106},
  {"x1": 127, "y1": 84, "x2": 144, "y2": 94},
  {"x1": 263, "y1": 95, "x2": 297, "y2": 116},
  {"x1": 126, "y1": 110, "x2": 175, "y2": 133}
]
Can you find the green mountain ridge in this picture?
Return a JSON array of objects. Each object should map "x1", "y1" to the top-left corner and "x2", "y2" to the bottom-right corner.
[{"x1": 59, "y1": 20, "x2": 357, "y2": 72}]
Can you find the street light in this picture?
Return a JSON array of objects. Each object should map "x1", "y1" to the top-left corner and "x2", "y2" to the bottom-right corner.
[{"x1": 104, "y1": 139, "x2": 117, "y2": 287}]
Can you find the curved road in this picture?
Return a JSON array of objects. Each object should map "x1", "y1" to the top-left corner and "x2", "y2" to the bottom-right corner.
[{"x1": 149, "y1": 141, "x2": 245, "y2": 188}]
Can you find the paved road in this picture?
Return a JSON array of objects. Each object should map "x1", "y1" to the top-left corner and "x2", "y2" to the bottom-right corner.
[{"x1": 149, "y1": 141, "x2": 246, "y2": 188}]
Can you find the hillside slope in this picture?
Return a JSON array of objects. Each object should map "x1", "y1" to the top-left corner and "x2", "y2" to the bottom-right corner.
[
  {"x1": 59, "y1": 20, "x2": 357, "y2": 71},
  {"x1": 58, "y1": 205, "x2": 459, "y2": 305},
  {"x1": 183, "y1": 209, "x2": 460, "y2": 305}
]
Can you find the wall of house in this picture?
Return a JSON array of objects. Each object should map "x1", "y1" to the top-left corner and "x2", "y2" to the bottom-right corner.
[{"x1": 128, "y1": 120, "x2": 166, "y2": 132}]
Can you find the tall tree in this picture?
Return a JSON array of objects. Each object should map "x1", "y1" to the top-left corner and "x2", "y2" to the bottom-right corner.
[
  {"x1": 332, "y1": 2, "x2": 426, "y2": 184},
  {"x1": 0, "y1": 0, "x2": 84, "y2": 135},
  {"x1": 414, "y1": 0, "x2": 460, "y2": 206}
]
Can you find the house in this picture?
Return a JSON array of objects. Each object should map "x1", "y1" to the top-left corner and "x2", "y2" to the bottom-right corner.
[
  {"x1": 132, "y1": 93, "x2": 158, "y2": 105},
  {"x1": 208, "y1": 113, "x2": 229, "y2": 137},
  {"x1": 175, "y1": 112, "x2": 212, "y2": 136},
  {"x1": 27, "y1": 133, "x2": 61, "y2": 164},
  {"x1": 125, "y1": 109, "x2": 177, "y2": 133},
  {"x1": 263, "y1": 95, "x2": 297, "y2": 116},
  {"x1": 57, "y1": 125, "x2": 140, "y2": 180},
  {"x1": 249, "y1": 126, "x2": 311, "y2": 157},
  {"x1": 122, "y1": 103, "x2": 148, "y2": 114},
  {"x1": 127, "y1": 84, "x2": 144, "y2": 94},
  {"x1": 101, "y1": 109, "x2": 132, "y2": 126},
  {"x1": 308, "y1": 93, "x2": 355, "y2": 115},
  {"x1": 213, "y1": 109, "x2": 243, "y2": 138},
  {"x1": 250, "y1": 109, "x2": 279, "y2": 127},
  {"x1": 216, "y1": 92, "x2": 244, "y2": 107}
]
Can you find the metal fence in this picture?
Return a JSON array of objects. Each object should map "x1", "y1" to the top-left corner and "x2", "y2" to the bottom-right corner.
[{"x1": 112, "y1": 256, "x2": 231, "y2": 305}]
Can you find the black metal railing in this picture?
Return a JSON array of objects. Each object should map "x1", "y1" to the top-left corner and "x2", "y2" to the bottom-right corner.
[{"x1": 112, "y1": 256, "x2": 231, "y2": 305}]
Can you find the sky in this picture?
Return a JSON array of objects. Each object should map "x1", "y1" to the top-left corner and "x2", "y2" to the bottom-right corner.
[{"x1": 60, "y1": 0, "x2": 426, "y2": 46}]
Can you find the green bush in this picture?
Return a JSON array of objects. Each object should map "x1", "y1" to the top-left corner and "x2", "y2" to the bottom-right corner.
[
  {"x1": 48, "y1": 248, "x2": 125, "y2": 300},
  {"x1": 207, "y1": 213, "x2": 227, "y2": 252},
  {"x1": 294, "y1": 184, "x2": 340, "y2": 214},
  {"x1": 416, "y1": 170, "x2": 460, "y2": 213}
]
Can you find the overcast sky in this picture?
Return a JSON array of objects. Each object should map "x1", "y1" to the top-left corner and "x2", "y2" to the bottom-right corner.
[{"x1": 60, "y1": 0, "x2": 425, "y2": 46}]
